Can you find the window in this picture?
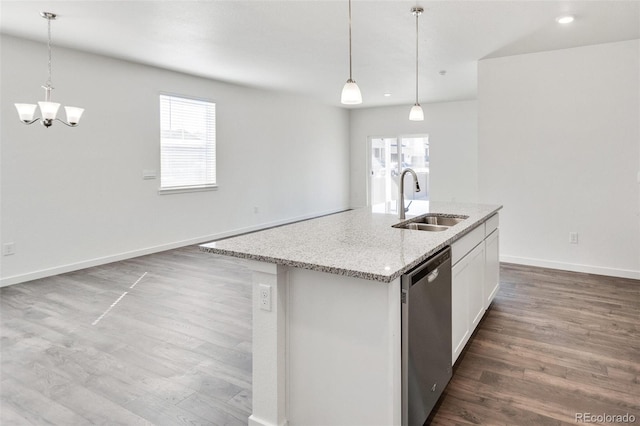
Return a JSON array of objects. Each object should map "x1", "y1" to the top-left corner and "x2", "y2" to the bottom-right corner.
[
  {"x1": 369, "y1": 135, "x2": 429, "y2": 212},
  {"x1": 159, "y1": 94, "x2": 216, "y2": 193}
]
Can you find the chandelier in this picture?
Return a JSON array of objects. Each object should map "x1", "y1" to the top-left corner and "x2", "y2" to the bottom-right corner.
[{"x1": 15, "y1": 12, "x2": 84, "y2": 128}]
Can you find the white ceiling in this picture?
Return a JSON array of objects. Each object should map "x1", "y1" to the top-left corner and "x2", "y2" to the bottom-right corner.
[{"x1": 1, "y1": 0, "x2": 639, "y2": 108}]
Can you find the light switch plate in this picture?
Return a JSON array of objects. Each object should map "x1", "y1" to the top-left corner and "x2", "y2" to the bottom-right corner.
[
  {"x1": 142, "y1": 169, "x2": 157, "y2": 180},
  {"x1": 3, "y1": 242, "x2": 15, "y2": 256},
  {"x1": 569, "y1": 232, "x2": 578, "y2": 244}
]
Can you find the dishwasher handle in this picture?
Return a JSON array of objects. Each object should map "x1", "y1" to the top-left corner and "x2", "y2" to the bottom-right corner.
[{"x1": 406, "y1": 247, "x2": 451, "y2": 286}]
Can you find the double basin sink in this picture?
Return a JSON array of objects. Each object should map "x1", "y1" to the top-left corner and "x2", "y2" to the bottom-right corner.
[{"x1": 393, "y1": 213, "x2": 468, "y2": 232}]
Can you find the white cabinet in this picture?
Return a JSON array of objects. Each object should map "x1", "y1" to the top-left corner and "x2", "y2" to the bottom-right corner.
[
  {"x1": 484, "y1": 228, "x2": 500, "y2": 309},
  {"x1": 467, "y1": 243, "x2": 486, "y2": 331},
  {"x1": 451, "y1": 256, "x2": 469, "y2": 364},
  {"x1": 451, "y1": 241, "x2": 485, "y2": 363},
  {"x1": 451, "y1": 213, "x2": 500, "y2": 365}
]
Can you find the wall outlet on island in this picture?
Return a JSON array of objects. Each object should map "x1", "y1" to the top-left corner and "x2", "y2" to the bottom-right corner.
[
  {"x1": 259, "y1": 284, "x2": 272, "y2": 311},
  {"x1": 569, "y1": 232, "x2": 579, "y2": 244}
]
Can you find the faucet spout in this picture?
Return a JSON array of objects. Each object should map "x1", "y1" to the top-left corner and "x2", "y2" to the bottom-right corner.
[{"x1": 398, "y1": 168, "x2": 420, "y2": 220}]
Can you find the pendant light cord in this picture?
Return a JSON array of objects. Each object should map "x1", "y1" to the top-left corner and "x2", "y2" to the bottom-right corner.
[
  {"x1": 348, "y1": 0, "x2": 353, "y2": 80},
  {"x1": 415, "y1": 11, "x2": 419, "y2": 104}
]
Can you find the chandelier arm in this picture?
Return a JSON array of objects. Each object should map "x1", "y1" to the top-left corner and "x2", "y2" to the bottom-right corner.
[
  {"x1": 19, "y1": 118, "x2": 41, "y2": 126},
  {"x1": 54, "y1": 118, "x2": 78, "y2": 127}
]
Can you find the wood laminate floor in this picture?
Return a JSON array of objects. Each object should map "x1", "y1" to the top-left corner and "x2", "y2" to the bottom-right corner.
[
  {"x1": 1, "y1": 247, "x2": 253, "y2": 425},
  {"x1": 431, "y1": 263, "x2": 640, "y2": 426},
  {"x1": 1, "y1": 247, "x2": 639, "y2": 425}
]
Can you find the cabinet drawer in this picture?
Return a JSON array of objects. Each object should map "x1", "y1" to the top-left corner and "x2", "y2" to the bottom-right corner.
[
  {"x1": 451, "y1": 225, "x2": 484, "y2": 266},
  {"x1": 485, "y1": 214, "x2": 499, "y2": 237}
]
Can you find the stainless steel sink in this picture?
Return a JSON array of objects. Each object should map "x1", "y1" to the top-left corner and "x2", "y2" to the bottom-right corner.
[
  {"x1": 400, "y1": 223, "x2": 449, "y2": 232},
  {"x1": 393, "y1": 214, "x2": 468, "y2": 232},
  {"x1": 415, "y1": 215, "x2": 466, "y2": 227}
]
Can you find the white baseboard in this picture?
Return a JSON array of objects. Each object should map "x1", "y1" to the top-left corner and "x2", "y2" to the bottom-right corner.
[
  {"x1": 500, "y1": 255, "x2": 640, "y2": 280},
  {"x1": 248, "y1": 414, "x2": 288, "y2": 426},
  {"x1": 0, "y1": 208, "x2": 348, "y2": 287}
]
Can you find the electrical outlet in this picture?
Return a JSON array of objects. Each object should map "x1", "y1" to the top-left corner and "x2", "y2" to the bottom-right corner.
[
  {"x1": 254, "y1": 206, "x2": 259, "y2": 214},
  {"x1": 569, "y1": 232, "x2": 578, "y2": 244},
  {"x1": 259, "y1": 284, "x2": 271, "y2": 311},
  {"x1": 2, "y1": 242, "x2": 16, "y2": 256}
]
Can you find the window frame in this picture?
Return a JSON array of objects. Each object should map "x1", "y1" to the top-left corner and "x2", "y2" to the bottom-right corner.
[
  {"x1": 366, "y1": 133, "x2": 430, "y2": 208},
  {"x1": 158, "y1": 93, "x2": 218, "y2": 195}
]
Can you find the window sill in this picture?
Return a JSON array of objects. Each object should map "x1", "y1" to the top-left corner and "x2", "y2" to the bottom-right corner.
[{"x1": 158, "y1": 185, "x2": 218, "y2": 195}]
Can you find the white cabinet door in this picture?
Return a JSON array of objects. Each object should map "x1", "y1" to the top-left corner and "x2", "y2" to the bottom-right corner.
[
  {"x1": 451, "y1": 242, "x2": 486, "y2": 364},
  {"x1": 450, "y1": 214, "x2": 500, "y2": 365},
  {"x1": 484, "y1": 229, "x2": 500, "y2": 309},
  {"x1": 467, "y1": 242, "x2": 486, "y2": 332},
  {"x1": 451, "y1": 256, "x2": 470, "y2": 364}
]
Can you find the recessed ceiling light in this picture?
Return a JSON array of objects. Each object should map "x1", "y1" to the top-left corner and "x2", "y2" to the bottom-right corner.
[
  {"x1": 384, "y1": 93, "x2": 391, "y2": 97},
  {"x1": 556, "y1": 15, "x2": 574, "y2": 24}
]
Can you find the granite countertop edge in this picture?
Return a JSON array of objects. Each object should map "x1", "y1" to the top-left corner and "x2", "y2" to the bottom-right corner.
[{"x1": 200, "y1": 202, "x2": 502, "y2": 283}]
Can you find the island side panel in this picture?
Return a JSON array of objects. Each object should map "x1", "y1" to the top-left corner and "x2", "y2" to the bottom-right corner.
[
  {"x1": 247, "y1": 260, "x2": 287, "y2": 426},
  {"x1": 286, "y1": 267, "x2": 402, "y2": 425}
]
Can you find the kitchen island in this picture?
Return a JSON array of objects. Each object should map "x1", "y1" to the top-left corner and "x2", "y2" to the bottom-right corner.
[{"x1": 200, "y1": 201, "x2": 502, "y2": 426}]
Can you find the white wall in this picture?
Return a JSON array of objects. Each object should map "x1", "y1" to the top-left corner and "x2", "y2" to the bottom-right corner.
[
  {"x1": 0, "y1": 35, "x2": 350, "y2": 285},
  {"x1": 478, "y1": 39, "x2": 640, "y2": 279},
  {"x1": 349, "y1": 100, "x2": 478, "y2": 208}
]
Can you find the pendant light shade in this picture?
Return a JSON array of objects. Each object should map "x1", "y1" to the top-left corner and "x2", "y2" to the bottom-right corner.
[
  {"x1": 341, "y1": 80, "x2": 362, "y2": 104},
  {"x1": 15, "y1": 104, "x2": 38, "y2": 122},
  {"x1": 14, "y1": 12, "x2": 84, "y2": 128},
  {"x1": 409, "y1": 7, "x2": 424, "y2": 121},
  {"x1": 341, "y1": 0, "x2": 362, "y2": 104},
  {"x1": 409, "y1": 104, "x2": 424, "y2": 121},
  {"x1": 64, "y1": 106, "x2": 85, "y2": 125},
  {"x1": 38, "y1": 101, "x2": 61, "y2": 120}
]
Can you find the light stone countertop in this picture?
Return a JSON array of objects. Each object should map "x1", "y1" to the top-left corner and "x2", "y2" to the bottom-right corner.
[{"x1": 200, "y1": 201, "x2": 502, "y2": 283}]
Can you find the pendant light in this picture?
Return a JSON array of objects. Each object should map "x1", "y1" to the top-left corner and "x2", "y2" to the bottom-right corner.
[
  {"x1": 15, "y1": 12, "x2": 84, "y2": 128},
  {"x1": 409, "y1": 7, "x2": 424, "y2": 121},
  {"x1": 341, "y1": 0, "x2": 362, "y2": 104}
]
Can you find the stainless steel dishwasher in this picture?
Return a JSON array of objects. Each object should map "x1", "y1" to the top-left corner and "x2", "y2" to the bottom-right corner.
[{"x1": 402, "y1": 247, "x2": 452, "y2": 426}]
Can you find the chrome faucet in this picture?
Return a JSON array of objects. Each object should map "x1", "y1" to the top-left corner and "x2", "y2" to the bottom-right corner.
[{"x1": 398, "y1": 168, "x2": 421, "y2": 220}]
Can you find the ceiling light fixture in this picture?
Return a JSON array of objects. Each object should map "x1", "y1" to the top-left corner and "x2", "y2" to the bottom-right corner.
[
  {"x1": 15, "y1": 12, "x2": 84, "y2": 128},
  {"x1": 341, "y1": 0, "x2": 362, "y2": 104},
  {"x1": 409, "y1": 7, "x2": 424, "y2": 121},
  {"x1": 556, "y1": 15, "x2": 575, "y2": 24}
]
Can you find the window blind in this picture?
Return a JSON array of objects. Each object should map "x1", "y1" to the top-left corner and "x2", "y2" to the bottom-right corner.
[{"x1": 160, "y1": 94, "x2": 216, "y2": 190}]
